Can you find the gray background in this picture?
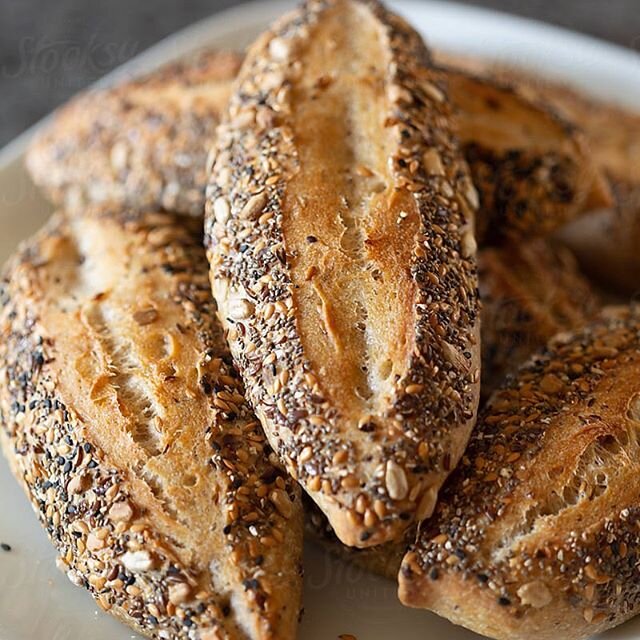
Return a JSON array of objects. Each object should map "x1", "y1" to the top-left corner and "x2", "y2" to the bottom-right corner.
[{"x1": 1, "y1": 0, "x2": 639, "y2": 148}]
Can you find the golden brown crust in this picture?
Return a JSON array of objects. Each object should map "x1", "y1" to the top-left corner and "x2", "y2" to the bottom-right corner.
[
  {"x1": 509, "y1": 77, "x2": 640, "y2": 293},
  {"x1": 479, "y1": 240, "x2": 600, "y2": 397},
  {"x1": 205, "y1": 0, "x2": 480, "y2": 548},
  {"x1": 399, "y1": 304, "x2": 640, "y2": 640},
  {"x1": 0, "y1": 210, "x2": 303, "y2": 639},
  {"x1": 27, "y1": 43, "x2": 612, "y2": 247},
  {"x1": 25, "y1": 50, "x2": 242, "y2": 217},
  {"x1": 442, "y1": 65, "x2": 612, "y2": 243}
]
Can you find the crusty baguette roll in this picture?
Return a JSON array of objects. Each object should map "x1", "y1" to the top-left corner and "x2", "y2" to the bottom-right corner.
[
  {"x1": 444, "y1": 67, "x2": 612, "y2": 243},
  {"x1": 399, "y1": 304, "x2": 640, "y2": 640},
  {"x1": 437, "y1": 51, "x2": 640, "y2": 293},
  {"x1": 26, "y1": 50, "x2": 242, "y2": 216},
  {"x1": 0, "y1": 210, "x2": 303, "y2": 639},
  {"x1": 479, "y1": 239, "x2": 599, "y2": 397},
  {"x1": 205, "y1": 0, "x2": 480, "y2": 547}
]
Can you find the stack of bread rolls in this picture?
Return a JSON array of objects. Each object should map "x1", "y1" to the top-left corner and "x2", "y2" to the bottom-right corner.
[{"x1": 3, "y1": 1, "x2": 639, "y2": 639}]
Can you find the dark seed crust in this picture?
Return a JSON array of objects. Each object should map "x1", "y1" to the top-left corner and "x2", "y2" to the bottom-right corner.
[
  {"x1": 0, "y1": 210, "x2": 303, "y2": 640},
  {"x1": 205, "y1": 0, "x2": 480, "y2": 547},
  {"x1": 467, "y1": 144, "x2": 582, "y2": 242},
  {"x1": 400, "y1": 304, "x2": 640, "y2": 640}
]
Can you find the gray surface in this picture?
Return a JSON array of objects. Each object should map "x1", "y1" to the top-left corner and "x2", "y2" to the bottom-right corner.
[{"x1": 0, "y1": 0, "x2": 639, "y2": 148}]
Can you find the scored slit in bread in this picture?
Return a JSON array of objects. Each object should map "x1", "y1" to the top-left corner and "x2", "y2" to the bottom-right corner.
[
  {"x1": 305, "y1": 239, "x2": 601, "y2": 578},
  {"x1": 0, "y1": 210, "x2": 303, "y2": 640}
]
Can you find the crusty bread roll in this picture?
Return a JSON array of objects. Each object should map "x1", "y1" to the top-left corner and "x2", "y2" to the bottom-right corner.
[
  {"x1": 444, "y1": 67, "x2": 612, "y2": 243},
  {"x1": 399, "y1": 304, "x2": 640, "y2": 640},
  {"x1": 0, "y1": 210, "x2": 303, "y2": 639},
  {"x1": 479, "y1": 239, "x2": 599, "y2": 397},
  {"x1": 26, "y1": 50, "x2": 242, "y2": 217},
  {"x1": 26, "y1": 42, "x2": 610, "y2": 258},
  {"x1": 27, "y1": 45, "x2": 611, "y2": 248},
  {"x1": 437, "y1": 51, "x2": 640, "y2": 294},
  {"x1": 205, "y1": 0, "x2": 480, "y2": 548}
]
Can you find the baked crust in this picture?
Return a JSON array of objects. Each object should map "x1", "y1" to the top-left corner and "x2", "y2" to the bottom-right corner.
[
  {"x1": 544, "y1": 89, "x2": 640, "y2": 294},
  {"x1": 0, "y1": 210, "x2": 303, "y2": 639},
  {"x1": 25, "y1": 50, "x2": 242, "y2": 217},
  {"x1": 399, "y1": 305, "x2": 640, "y2": 640},
  {"x1": 305, "y1": 239, "x2": 599, "y2": 577},
  {"x1": 205, "y1": 0, "x2": 480, "y2": 547},
  {"x1": 27, "y1": 43, "x2": 612, "y2": 248}
]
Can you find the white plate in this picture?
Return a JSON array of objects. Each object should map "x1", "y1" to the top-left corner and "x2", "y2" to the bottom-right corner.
[{"x1": 1, "y1": 2, "x2": 639, "y2": 639}]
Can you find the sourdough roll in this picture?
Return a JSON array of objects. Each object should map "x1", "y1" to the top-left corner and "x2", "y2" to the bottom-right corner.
[
  {"x1": 26, "y1": 50, "x2": 242, "y2": 216},
  {"x1": 0, "y1": 210, "x2": 303, "y2": 640},
  {"x1": 205, "y1": 0, "x2": 480, "y2": 547},
  {"x1": 443, "y1": 65, "x2": 612, "y2": 243},
  {"x1": 399, "y1": 305, "x2": 640, "y2": 640}
]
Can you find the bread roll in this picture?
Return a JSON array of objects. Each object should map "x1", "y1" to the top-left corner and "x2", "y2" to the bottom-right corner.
[
  {"x1": 205, "y1": 0, "x2": 480, "y2": 548},
  {"x1": 448, "y1": 69, "x2": 611, "y2": 243},
  {"x1": 27, "y1": 44, "x2": 610, "y2": 246},
  {"x1": 437, "y1": 51, "x2": 640, "y2": 294},
  {"x1": 484, "y1": 63, "x2": 640, "y2": 293},
  {"x1": 26, "y1": 50, "x2": 242, "y2": 216},
  {"x1": 399, "y1": 305, "x2": 640, "y2": 640},
  {"x1": 0, "y1": 210, "x2": 303, "y2": 639}
]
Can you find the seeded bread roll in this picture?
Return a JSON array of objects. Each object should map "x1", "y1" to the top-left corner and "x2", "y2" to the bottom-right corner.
[
  {"x1": 443, "y1": 67, "x2": 612, "y2": 243},
  {"x1": 205, "y1": 0, "x2": 480, "y2": 548},
  {"x1": 479, "y1": 239, "x2": 600, "y2": 397},
  {"x1": 399, "y1": 305, "x2": 640, "y2": 640},
  {"x1": 437, "y1": 52, "x2": 640, "y2": 293},
  {"x1": 27, "y1": 43, "x2": 610, "y2": 246},
  {"x1": 25, "y1": 50, "x2": 242, "y2": 216},
  {"x1": 0, "y1": 210, "x2": 303, "y2": 640}
]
